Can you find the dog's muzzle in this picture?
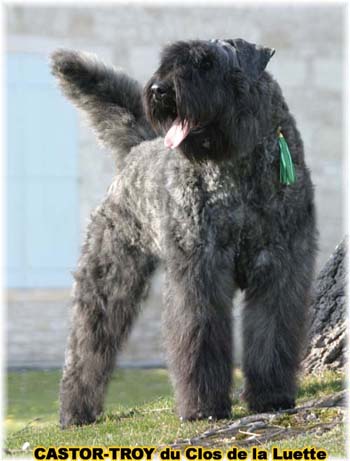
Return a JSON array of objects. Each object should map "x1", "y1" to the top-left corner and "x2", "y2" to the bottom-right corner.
[{"x1": 151, "y1": 83, "x2": 167, "y2": 100}]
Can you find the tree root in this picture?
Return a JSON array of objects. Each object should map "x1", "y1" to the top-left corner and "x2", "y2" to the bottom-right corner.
[{"x1": 171, "y1": 391, "x2": 346, "y2": 448}]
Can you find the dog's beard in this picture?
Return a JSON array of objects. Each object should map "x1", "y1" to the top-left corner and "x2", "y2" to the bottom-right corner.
[{"x1": 145, "y1": 83, "x2": 226, "y2": 155}]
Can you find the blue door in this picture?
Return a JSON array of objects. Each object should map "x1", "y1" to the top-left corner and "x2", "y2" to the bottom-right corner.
[{"x1": 6, "y1": 53, "x2": 79, "y2": 288}]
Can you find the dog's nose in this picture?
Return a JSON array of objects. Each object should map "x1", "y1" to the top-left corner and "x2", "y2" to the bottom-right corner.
[{"x1": 151, "y1": 83, "x2": 166, "y2": 98}]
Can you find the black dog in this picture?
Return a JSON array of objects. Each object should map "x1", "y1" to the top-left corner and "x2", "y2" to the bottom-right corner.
[{"x1": 51, "y1": 38, "x2": 317, "y2": 428}]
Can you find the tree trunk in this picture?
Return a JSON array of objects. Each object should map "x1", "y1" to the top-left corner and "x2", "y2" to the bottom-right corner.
[{"x1": 303, "y1": 238, "x2": 347, "y2": 374}]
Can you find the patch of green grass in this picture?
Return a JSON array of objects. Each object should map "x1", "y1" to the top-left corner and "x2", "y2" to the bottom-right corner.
[
  {"x1": 272, "y1": 407, "x2": 342, "y2": 429},
  {"x1": 297, "y1": 370, "x2": 345, "y2": 401},
  {"x1": 5, "y1": 369, "x2": 345, "y2": 457},
  {"x1": 6, "y1": 369, "x2": 173, "y2": 432},
  {"x1": 264, "y1": 424, "x2": 346, "y2": 457}
]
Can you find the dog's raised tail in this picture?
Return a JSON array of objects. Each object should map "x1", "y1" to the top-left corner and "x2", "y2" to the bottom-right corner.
[{"x1": 51, "y1": 49, "x2": 156, "y2": 169}]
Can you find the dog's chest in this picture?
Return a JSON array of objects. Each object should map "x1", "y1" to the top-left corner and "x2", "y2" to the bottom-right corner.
[
  {"x1": 164, "y1": 161, "x2": 245, "y2": 252},
  {"x1": 163, "y1": 157, "x2": 280, "y2": 256}
]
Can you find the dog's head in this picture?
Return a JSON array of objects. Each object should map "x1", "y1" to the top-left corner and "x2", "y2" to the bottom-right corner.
[{"x1": 144, "y1": 38, "x2": 275, "y2": 160}]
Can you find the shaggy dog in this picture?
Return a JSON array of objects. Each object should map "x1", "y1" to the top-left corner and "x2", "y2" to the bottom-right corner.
[{"x1": 51, "y1": 38, "x2": 317, "y2": 428}]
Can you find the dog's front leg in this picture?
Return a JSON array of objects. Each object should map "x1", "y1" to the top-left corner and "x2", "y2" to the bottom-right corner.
[
  {"x1": 163, "y1": 247, "x2": 235, "y2": 421},
  {"x1": 242, "y1": 244, "x2": 315, "y2": 413}
]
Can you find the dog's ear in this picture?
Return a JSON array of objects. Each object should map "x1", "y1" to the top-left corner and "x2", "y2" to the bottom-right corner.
[{"x1": 226, "y1": 38, "x2": 275, "y2": 80}]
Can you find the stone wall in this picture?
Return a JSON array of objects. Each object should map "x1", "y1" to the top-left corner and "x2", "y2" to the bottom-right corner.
[{"x1": 6, "y1": 4, "x2": 345, "y2": 368}]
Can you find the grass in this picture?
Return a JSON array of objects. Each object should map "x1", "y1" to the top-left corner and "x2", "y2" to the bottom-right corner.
[
  {"x1": 6, "y1": 369, "x2": 174, "y2": 431},
  {"x1": 264, "y1": 424, "x2": 346, "y2": 457},
  {"x1": 5, "y1": 368, "x2": 345, "y2": 457}
]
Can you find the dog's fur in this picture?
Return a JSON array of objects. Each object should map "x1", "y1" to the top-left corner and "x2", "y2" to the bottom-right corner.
[{"x1": 51, "y1": 39, "x2": 317, "y2": 428}]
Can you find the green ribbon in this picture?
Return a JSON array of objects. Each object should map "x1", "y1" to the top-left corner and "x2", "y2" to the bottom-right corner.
[{"x1": 278, "y1": 130, "x2": 296, "y2": 185}]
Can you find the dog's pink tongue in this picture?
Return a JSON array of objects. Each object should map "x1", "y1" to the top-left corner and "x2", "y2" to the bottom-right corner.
[{"x1": 164, "y1": 118, "x2": 190, "y2": 149}]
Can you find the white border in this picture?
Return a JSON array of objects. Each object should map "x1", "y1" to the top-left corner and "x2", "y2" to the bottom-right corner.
[
  {"x1": 344, "y1": 2, "x2": 349, "y2": 461},
  {"x1": 0, "y1": 1, "x2": 5, "y2": 459},
  {"x1": 2, "y1": 0, "x2": 348, "y2": 5},
  {"x1": 1, "y1": 1, "x2": 348, "y2": 461}
]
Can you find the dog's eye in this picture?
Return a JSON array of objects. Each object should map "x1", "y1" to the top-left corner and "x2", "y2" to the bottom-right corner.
[{"x1": 199, "y1": 58, "x2": 213, "y2": 71}]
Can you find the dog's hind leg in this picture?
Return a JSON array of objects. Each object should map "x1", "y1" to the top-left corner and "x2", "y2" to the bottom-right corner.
[
  {"x1": 163, "y1": 247, "x2": 235, "y2": 421},
  {"x1": 59, "y1": 196, "x2": 157, "y2": 428},
  {"x1": 242, "y1": 240, "x2": 316, "y2": 413}
]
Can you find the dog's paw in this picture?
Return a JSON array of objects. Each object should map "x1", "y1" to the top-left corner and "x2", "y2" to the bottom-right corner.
[
  {"x1": 242, "y1": 389, "x2": 295, "y2": 413},
  {"x1": 249, "y1": 398, "x2": 295, "y2": 413},
  {"x1": 180, "y1": 408, "x2": 231, "y2": 422},
  {"x1": 60, "y1": 409, "x2": 98, "y2": 429}
]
